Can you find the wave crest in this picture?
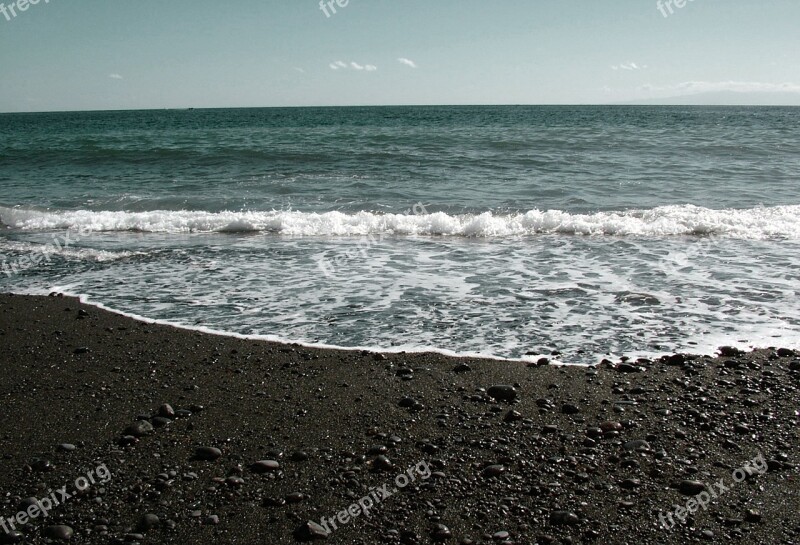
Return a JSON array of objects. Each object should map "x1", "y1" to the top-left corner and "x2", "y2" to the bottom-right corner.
[{"x1": 1, "y1": 204, "x2": 799, "y2": 239}]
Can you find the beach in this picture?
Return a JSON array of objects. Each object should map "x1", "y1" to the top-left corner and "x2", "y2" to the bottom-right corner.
[{"x1": 0, "y1": 292, "x2": 797, "y2": 544}]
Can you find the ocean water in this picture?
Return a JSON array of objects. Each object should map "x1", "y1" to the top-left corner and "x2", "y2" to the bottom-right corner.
[{"x1": 1, "y1": 106, "x2": 800, "y2": 364}]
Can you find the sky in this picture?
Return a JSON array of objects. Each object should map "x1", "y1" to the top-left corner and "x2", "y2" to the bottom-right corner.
[{"x1": 1, "y1": 0, "x2": 799, "y2": 112}]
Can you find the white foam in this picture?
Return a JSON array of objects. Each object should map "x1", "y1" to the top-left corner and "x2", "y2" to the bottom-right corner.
[{"x1": 2, "y1": 204, "x2": 800, "y2": 239}]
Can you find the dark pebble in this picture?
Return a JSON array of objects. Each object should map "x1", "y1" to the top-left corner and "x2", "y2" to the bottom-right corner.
[
  {"x1": 487, "y1": 385, "x2": 517, "y2": 402},
  {"x1": 251, "y1": 460, "x2": 280, "y2": 473},
  {"x1": 430, "y1": 524, "x2": 452, "y2": 541},
  {"x1": 293, "y1": 521, "x2": 329, "y2": 541},
  {"x1": 549, "y1": 511, "x2": 580, "y2": 526},
  {"x1": 678, "y1": 480, "x2": 707, "y2": 495},
  {"x1": 43, "y1": 525, "x2": 74, "y2": 540},
  {"x1": 157, "y1": 404, "x2": 175, "y2": 418},
  {"x1": 194, "y1": 447, "x2": 222, "y2": 461},
  {"x1": 138, "y1": 514, "x2": 160, "y2": 532},
  {"x1": 125, "y1": 420, "x2": 154, "y2": 438}
]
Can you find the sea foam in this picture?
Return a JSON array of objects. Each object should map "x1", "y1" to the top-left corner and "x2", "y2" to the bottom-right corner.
[{"x1": 2, "y1": 204, "x2": 799, "y2": 239}]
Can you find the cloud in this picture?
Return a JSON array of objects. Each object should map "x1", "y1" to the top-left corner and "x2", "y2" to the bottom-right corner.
[
  {"x1": 611, "y1": 62, "x2": 644, "y2": 71},
  {"x1": 640, "y1": 80, "x2": 800, "y2": 95},
  {"x1": 293, "y1": 67, "x2": 306, "y2": 74},
  {"x1": 109, "y1": 73, "x2": 123, "y2": 80},
  {"x1": 329, "y1": 61, "x2": 377, "y2": 72},
  {"x1": 398, "y1": 58, "x2": 417, "y2": 68}
]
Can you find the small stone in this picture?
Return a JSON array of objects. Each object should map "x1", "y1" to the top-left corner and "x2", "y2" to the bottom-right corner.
[
  {"x1": 31, "y1": 459, "x2": 54, "y2": 472},
  {"x1": 600, "y1": 421, "x2": 623, "y2": 432},
  {"x1": 493, "y1": 531, "x2": 510, "y2": 540},
  {"x1": 623, "y1": 440, "x2": 651, "y2": 451},
  {"x1": 503, "y1": 410, "x2": 523, "y2": 422},
  {"x1": 294, "y1": 521, "x2": 329, "y2": 541},
  {"x1": 125, "y1": 420, "x2": 154, "y2": 438},
  {"x1": 561, "y1": 403, "x2": 580, "y2": 415},
  {"x1": 678, "y1": 480, "x2": 707, "y2": 495},
  {"x1": 194, "y1": 447, "x2": 222, "y2": 461},
  {"x1": 251, "y1": 460, "x2": 280, "y2": 473},
  {"x1": 74, "y1": 347, "x2": 89, "y2": 354},
  {"x1": 481, "y1": 465, "x2": 506, "y2": 478},
  {"x1": 619, "y1": 478, "x2": 641, "y2": 489},
  {"x1": 138, "y1": 514, "x2": 160, "y2": 532},
  {"x1": 776, "y1": 348, "x2": 795, "y2": 358},
  {"x1": 158, "y1": 404, "x2": 175, "y2": 418},
  {"x1": 744, "y1": 509, "x2": 762, "y2": 523},
  {"x1": 430, "y1": 524, "x2": 452, "y2": 541},
  {"x1": 285, "y1": 492, "x2": 305, "y2": 504},
  {"x1": 151, "y1": 416, "x2": 172, "y2": 428},
  {"x1": 487, "y1": 385, "x2": 517, "y2": 402},
  {"x1": 44, "y1": 525, "x2": 74, "y2": 540},
  {"x1": 290, "y1": 451, "x2": 309, "y2": 462},
  {"x1": 373, "y1": 455, "x2": 393, "y2": 471},
  {"x1": 549, "y1": 511, "x2": 580, "y2": 526},
  {"x1": 0, "y1": 530, "x2": 24, "y2": 543},
  {"x1": 453, "y1": 363, "x2": 472, "y2": 373},
  {"x1": 719, "y1": 346, "x2": 745, "y2": 357},
  {"x1": 57, "y1": 443, "x2": 77, "y2": 452}
]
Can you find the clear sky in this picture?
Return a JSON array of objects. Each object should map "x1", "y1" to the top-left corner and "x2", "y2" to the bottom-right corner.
[{"x1": 1, "y1": 0, "x2": 799, "y2": 112}]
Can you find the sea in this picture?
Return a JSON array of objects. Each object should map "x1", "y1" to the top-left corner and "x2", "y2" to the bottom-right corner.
[{"x1": 1, "y1": 106, "x2": 799, "y2": 365}]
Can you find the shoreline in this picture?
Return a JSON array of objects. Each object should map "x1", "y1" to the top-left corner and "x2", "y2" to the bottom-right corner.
[
  {"x1": 5, "y1": 288, "x2": 780, "y2": 367},
  {"x1": 0, "y1": 293, "x2": 798, "y2": 544}
]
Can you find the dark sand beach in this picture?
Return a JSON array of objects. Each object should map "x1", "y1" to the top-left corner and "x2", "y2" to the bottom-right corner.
[{"x1": 0, "y1": 293, "x2": 798, "y2": 544}]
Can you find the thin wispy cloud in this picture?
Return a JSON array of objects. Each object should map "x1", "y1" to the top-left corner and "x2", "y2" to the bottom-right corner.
[
  {"x1": 640, "y1": 80, "x2": 800, "y2": 95},
  {"x1": 293, "y1": 67, "x2": 306, "y2": 74},
  {"x1": 329, "y1": 61, "x2": 377, "y2": 71},
  {"x1": 109, "y1": 73, "x2": 123, "y2": 80},
  {"x1": 398, "y1": 58, "x2": 417, "y2": 69},
  {"x1": 611, "y1": 62, "x2": 644, "y2": 71}
]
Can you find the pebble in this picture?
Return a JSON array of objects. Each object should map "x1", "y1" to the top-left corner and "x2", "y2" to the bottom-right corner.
[
  {"x1": 549, "y1": 511, "x2": 580, "y2": 526},
  {"x1": 57, "y1": 443, "x2": 77, "y2": 452},
  {"x1": 561, "y1": 403, "x2": 580, "y2": 414},
  {"x1": 678, "y1": 480, "x2": 707, "y2": 495},
  {"x1": 43, "y1": 525, "x2": 74, "y2": 540},
  {"x1": 125, "y1": 420, "x2": 154, "y2": 438},
  {"x1": 158, "y1": 404, "x2": 176, "y2": 418},
  {"x1": 623, "y1": 440, "x2": 651, "y2": 451},
  {"x1": 481, "y1": 465, "x2": 506, "y2": 478},
  {"x1": 251, "y1": 460, "x2": 280, "y2": 473},
  {"x1": 293, "y1": 520, "x2": 329, "y2": 541},
  {"x1": 487, "y1": 385, "x2": 517, "y2": 402},
  {"x1": 194, "y1": 447, "x2": 222, "y2": 461},
  {"x1": 138, "y1": 514, "x2": 160, "y2": 532},
  {"x1": 430, "y1": 524, "x2": 452, "y2": 541}
]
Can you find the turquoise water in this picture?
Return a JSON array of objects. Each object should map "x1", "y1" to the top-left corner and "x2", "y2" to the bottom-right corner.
[{"x1": 2, "y1": 106, "x2": 800, "y2": 363}]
